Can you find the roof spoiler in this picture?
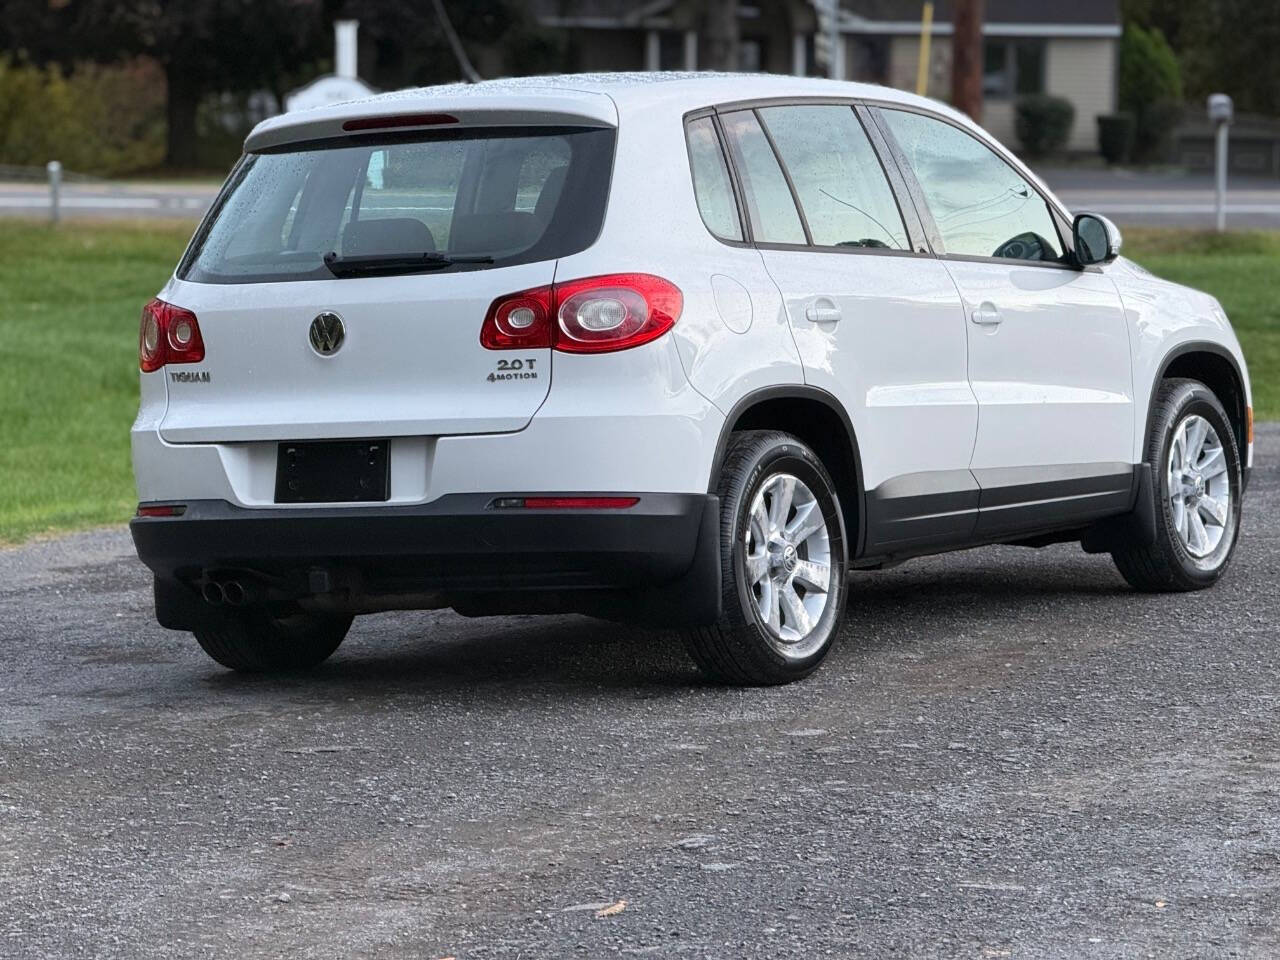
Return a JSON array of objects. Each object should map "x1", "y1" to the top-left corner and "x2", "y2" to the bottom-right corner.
[{"x1": 245, "y1": 90, "x2": 618, "y2": 152}]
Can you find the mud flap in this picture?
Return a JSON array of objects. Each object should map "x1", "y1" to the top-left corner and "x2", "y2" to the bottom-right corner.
[{"x1": 1081, "y1": 463, "x2": 1158, "y2": 554}]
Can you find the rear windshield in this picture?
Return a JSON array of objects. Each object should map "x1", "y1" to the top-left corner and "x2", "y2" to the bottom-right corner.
[{"x1": 179, "y1": 126, "x2": 615, "y2": 284}]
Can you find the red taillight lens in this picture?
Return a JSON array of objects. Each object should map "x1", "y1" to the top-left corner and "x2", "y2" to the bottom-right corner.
[
  {"x1": 342, "y1": 113, "x2": 458, "y2": 131},
  {"x1": 480, "y1": 286, "x2": 553, "y2": 349},
  {"x1": 480, "y1": 274, "x2": 682, "y2": 354},
  {"x1": 139, "y1": 298, "x2": 204, "y2": 372},
  {"x1": 555, "y1": 274, "x2": 681, "y2": 353}
]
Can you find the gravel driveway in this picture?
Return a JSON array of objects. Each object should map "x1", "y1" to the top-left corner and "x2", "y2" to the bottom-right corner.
[{"x1": 2, "y1": 429, "x2": 1277, "y2": 959}]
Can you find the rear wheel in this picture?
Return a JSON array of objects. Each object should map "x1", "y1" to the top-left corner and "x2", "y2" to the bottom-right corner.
[
  {"x1": 1112, "y1": 378, "x2": 1242, "y2": 591},
  {"x1": 683, "y1": 430, "x2": 848, "y2": 685},
  {"x1": 193, "y1": 610, "x2": 352, "y2": 673}
]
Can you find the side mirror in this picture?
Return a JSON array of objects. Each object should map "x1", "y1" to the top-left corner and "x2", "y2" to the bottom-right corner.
[{"x1": 1073, "y1": 212, "x2": 1122, "y2": 266}]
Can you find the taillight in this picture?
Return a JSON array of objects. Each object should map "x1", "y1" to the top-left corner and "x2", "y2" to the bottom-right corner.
[
  {"x1": 480, "y1": 274, "x2": 682, "y2": 354},
  {"x1": 139, "y1": 298, "x2": 204, "y2": 372},
  {"x1": 479, "y1": 286, "x2": 553, "y2": 350}
]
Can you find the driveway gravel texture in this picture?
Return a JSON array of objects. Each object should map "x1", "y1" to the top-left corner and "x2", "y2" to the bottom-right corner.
[{"x1": 1, "y1": 428, "x2": 1278, "y2": 959}]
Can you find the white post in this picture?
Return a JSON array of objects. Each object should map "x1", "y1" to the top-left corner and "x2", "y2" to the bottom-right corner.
[
  {"x1": 645, "y1": 29, "x2": 661, "y2": 71},
  {"x1": 46, "y1": 160, "x2": 61, "y2": 225},
  {"x1": 831, "y1": 30, "x2": 845, "y2": 80},
  {"x1": 684, "y1": 30, "x2": 698, "y2": 70},
  {"x1": 1215, "y1": 123, "x2": 1229, "y2": 233},
  {"x1": 792, "y1": 31, "x2": 807, "y2": 76},
  {"x1": 335, "y1": 20, "x2": 359, "y2": 80},
  {"x1": 1207, "y1": 93, "x2": 1234, "y2": 233}
]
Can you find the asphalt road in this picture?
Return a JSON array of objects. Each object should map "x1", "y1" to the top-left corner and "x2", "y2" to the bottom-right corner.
[
  {"x1": 1044, "y1": 169, "x2": 1280, "y2": 230},
  {"x1": 3, "y1": 167, "x2": 1280, "y2": 229},
  {"x1": 2, "y1": 428, "x2": 1278, "y2": 959}
]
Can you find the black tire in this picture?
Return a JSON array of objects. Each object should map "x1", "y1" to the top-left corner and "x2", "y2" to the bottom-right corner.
[
  {"x1": 683, "y1": 430, "x2": 849, "y2": 685},
  {"x1": 193, "y1": 610, "x2": 353, "y2": 673},
  {"x1": 1112, "y1": 378, "x2": 1243, "y2": 592}
]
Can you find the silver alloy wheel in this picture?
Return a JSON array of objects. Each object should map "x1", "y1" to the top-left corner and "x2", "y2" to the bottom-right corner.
[
  {"x1": 1167, "y1": 413, "x2": 1232, "y2": 558},
  {"x1": 743, "y1": 472, "x2": 834, "y2": 658}
]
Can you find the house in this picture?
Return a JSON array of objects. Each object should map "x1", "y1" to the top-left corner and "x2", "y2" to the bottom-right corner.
[{"x1": 529, "y1": 0, "x2": 1121, "y2": 153}]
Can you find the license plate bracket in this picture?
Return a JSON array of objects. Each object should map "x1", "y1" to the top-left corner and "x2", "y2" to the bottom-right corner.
[{"x1": 274, "y1": 439, "x2": 390, "y2": 504}]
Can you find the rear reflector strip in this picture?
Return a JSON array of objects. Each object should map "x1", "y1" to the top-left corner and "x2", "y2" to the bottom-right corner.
[
  {"x1": 490, "y1": 497, "x2": 640, "y2": 510},
  {"x1": 342, "y1": 113, "x2": 459, "y2": 131},
  {"x1": 136, "y1": 504, "x2": 187, "y2": 518}
]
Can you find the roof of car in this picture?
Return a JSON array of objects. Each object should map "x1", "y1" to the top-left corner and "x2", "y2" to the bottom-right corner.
[{"x1": 246, "y1": 71, "x2": 966, "y2": 152}]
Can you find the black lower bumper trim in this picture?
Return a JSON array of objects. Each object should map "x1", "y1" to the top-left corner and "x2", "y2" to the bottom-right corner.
[{"x1": 132, "y1": 493, "x2": 723, "y2": 627}]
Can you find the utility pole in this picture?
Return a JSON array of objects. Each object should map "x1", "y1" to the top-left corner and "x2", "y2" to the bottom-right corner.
[
  {"x1": 915, "y1": 1, "x2": 934, "y2": 96},
  {"x1": 951, "y1": 0, "x2": 983, "y2": 121},
  {"x1": 703, "y1": 0, "x2": 739, "y2": 71}
]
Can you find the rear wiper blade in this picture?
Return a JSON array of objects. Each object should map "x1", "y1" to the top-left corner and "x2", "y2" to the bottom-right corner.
[{"x1": 322, "y1": 250, "x2": 495, "y2": 277}]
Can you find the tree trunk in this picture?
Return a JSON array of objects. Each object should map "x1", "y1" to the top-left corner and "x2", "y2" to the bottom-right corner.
[
  {"x1": 165, "y1": 62, "x2": 201, "y2": 169},
  {"x1": 703, "y1": 0, "x2": 739, "y2": 71},
  {"x1": 951, "y1": 0, "x2": 984, "y2": 122}
]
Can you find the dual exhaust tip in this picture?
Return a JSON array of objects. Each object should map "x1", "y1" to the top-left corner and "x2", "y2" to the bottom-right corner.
[{"x1": 202, "y1": 578, "x2": 252, "y2": 607}]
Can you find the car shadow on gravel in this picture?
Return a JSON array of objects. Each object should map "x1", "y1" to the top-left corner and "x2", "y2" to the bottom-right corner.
[{"x1": 190, "y1": 551, "x2": 1135, "y2": 696}]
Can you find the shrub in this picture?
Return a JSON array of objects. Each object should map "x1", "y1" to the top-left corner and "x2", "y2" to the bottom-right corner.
[
  {"x1": 0, "y1": 57, "x2": 165, "y2": 177},
  {"x1": 1097, "y1": 112, "x2": 1136, "y2": 164},
  {"x1": 1015, "y1": 94, "x2": 1076, "y2": 156},
  {"x1": 1119, "y1": 25, "x2": 1184, "y2": 163}
]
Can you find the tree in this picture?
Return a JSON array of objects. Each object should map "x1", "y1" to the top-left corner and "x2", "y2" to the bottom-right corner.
[
  {"x1": 1119, "y1": 24, "x2": 1182, "y2": 161},
  {"x1": 1, "y1": 0, "x2": 327, "y2": 168},
  {"x1": 1122, "y1": 0, "x2": 1280, "y2": 116}
]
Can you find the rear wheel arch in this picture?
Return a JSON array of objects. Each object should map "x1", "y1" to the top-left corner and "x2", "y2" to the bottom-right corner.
[
  {"x1": 1152, "y1": 342, "x2": 1249, "y2": 456},
  {"x1": 710, "y1": 387, "x2": 865, "y2": 557}
]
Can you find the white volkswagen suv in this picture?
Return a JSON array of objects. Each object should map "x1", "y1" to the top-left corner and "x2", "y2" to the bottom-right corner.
[{"x1": 131, "y1": 73, "x2": 1252, "y2": 685}]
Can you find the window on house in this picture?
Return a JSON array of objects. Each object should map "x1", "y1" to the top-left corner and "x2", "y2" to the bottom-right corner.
[{"x1": 983, "y1": 39, "x2": 1046, "y2": 99}]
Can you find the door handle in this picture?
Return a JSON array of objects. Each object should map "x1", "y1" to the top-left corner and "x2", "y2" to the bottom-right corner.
[
  {"x1": 971, "y1": 302, "x2": 1002, "y2": 326},
  {"x1": 804, "y1": 299, "x2": 842, "y2": 325}
]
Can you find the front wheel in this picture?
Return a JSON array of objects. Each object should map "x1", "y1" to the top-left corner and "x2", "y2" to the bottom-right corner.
[
  {"x1": 1112, "y1": 378, "x2": 1243, "y2": 591},
  {"x1": 193, "y1": 610, "x2": 353, "y2": 673},
  {"x1": 683, "y1": 430, "x2": 849, "y2": 685}
]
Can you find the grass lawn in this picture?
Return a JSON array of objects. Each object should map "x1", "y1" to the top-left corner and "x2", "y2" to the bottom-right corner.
[
  {"x1": 0, "y1": 220, "x2": 195, "y2": 543},
  {"x1": 0, "y1": 221, "x2": 1276, "y2": 545}
]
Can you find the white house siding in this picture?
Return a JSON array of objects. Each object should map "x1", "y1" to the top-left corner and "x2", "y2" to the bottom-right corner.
[
  {"x1": 880, "y1": 34, "x2": 1116, "y2": 154},
  {"x1": 1045, "y1": 37, "x2": 1118, "y2": 152}
]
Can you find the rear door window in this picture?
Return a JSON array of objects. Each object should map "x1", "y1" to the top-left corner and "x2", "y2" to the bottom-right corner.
[
  {"x1": 719, "y1": 110, "x2": 807, "y2": 245},
  {"x1": 180, "y1": 127, "x2": 614, "y2": 283},
  {"x1": 756, "y1": 105, "x2": 909, "y2": 251}
]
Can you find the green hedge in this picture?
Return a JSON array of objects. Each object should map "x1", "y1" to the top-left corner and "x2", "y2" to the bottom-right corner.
[
  {"x1": 0, "y1": 58, "x2": 165, "y2": 176},
  {"x1": 1015, "y1": 94, "x2": 1076, "y2": 156}
]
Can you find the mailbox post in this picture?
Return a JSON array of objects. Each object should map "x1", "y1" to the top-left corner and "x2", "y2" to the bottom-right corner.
[
  {"x1": 46, "y1": 160, "x2": 61, "y2": 225},
  {"x1": 1207, "y1": 93, "x2": 1233, "y2": 232}
]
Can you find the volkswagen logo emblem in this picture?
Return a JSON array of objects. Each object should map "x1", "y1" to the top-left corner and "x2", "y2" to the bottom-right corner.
[{"x1": 309, "y1": 312, "x2": 345, "y2": 356}]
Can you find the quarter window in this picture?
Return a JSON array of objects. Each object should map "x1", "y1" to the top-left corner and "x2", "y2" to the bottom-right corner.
[
  {"x1": 719, "y1": 110, "x2": 807, "y2": 245},
  {"x1": 757, "y1": 105, "x2": 909, "y2": 251},
  {"x1": 881, "y1": 109, "x2": 1065, "y2": 264},
  {"x1": 685, "y1": 117, "x2": 743, "y2": 242}
]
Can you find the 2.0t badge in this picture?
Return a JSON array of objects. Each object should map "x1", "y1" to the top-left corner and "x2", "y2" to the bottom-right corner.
[{"x1": 309, "y1": 312, "x2": 345, "y2": 356}]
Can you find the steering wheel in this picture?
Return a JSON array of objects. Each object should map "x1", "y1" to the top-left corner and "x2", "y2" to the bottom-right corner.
[{"x1": 992, "y1": 231, "x2": 1054, "y2": 262}]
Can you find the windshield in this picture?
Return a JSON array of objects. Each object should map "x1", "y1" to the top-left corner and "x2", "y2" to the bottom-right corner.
[{"x1": 179, "y1": 126, "x2": 615, "y2": 284}]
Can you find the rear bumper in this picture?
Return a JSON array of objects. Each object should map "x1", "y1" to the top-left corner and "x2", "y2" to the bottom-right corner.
[{"x1": 130, "y1": 493, "x2": 722, "y2": 627}]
